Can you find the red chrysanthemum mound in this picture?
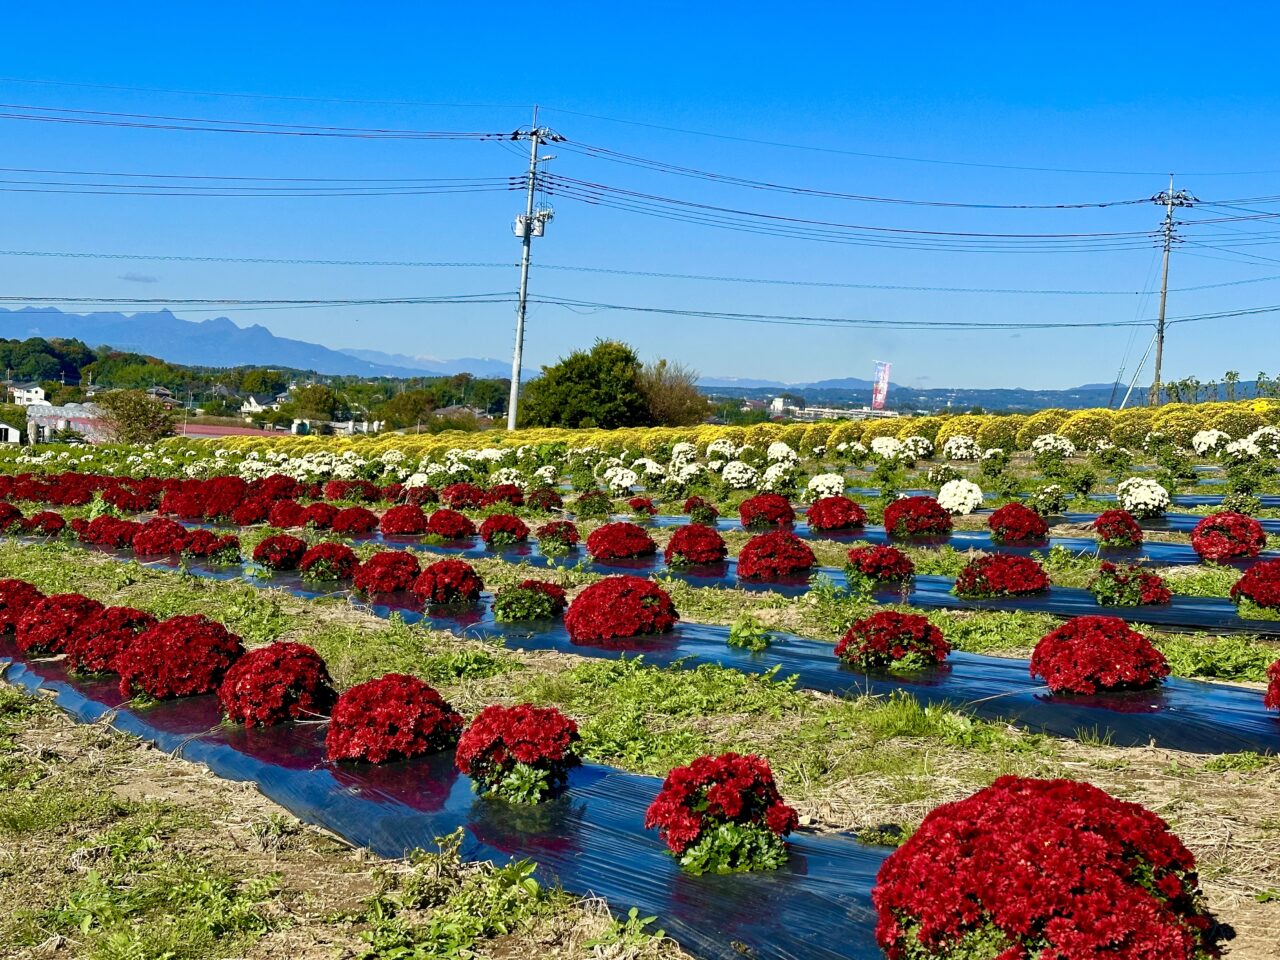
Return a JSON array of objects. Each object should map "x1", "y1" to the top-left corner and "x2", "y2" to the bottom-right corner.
[
  {"x1": 300, "y1": 502, "x2": 338, "y2": 529},
  {"x1": 535, "y1": 519, "x2": 580, "y2": 550},
  {"x1": 1094, "y1": 508, "x2": 1144, "y2": 548},
  {"x1": 1191, "y1": 511, "x2": 1267, "y2": 562},
  {"x1": 845, "y1": 544, "x2": 915, "y2": 584},
  {"x1": 487, "y1": 483, "x2": 525, "y2": 507},
  {"x1": 737, "y1": 531, "x2": 816, "y2": 580},
  {"x1": 954, "y1": 554, "x2": 1050, "y2": 599},
  {"x1": 79, "y1": 516, "x2": 141, "y2": 548},
  {"x1": 1030, "y1": 615, "x2": 1170, "y2": 695},
  {"x1": 1265, "y1": 659, "x2": 1280, "y2": 712},
  {"x1": 1230, "y1": 558, "x2": 1280, "y2": 610},
  {"x1": 299, "y1": 542, "x2": 359, "y2": 581},
  {"x1": 325, "y1": 673, "x2": 463, "y2": 763},
  {"x1": 1090, "y1": 562, "x2": 1172, "y2": 607},
  {"x1": 353, "y1": 551, "x2": 422, "y2": 595},
  {"x1": 218, "y1": 642, "x2": 336, "y2": 728},
  {"x1": 252, "y1": 533, "x2": 307, "y2": 571},
  {"x1": 64, "y1": 605, "x2": 157, "y2": 675},
  {"x1": 426, "y1": 508, "x2": 477, "y2": 540},
  {"x1": 0, "y1": 502, "x2": 23, "y2": 531},
  {"x1": 664, "y1": 524, "x2": 728, "y2": 566},
  {"x1": 986, "y1": 502, "x2": 1049, "y2": 543},
  {"x1": 455, "y1": 703, "x2": 581, "y2": 803},
  {"x1": 0, "y1": 578, "x2": 44, "y2": 631},
  {"x1": 644, "y1": 753, "x2": 799, "y2": 874},
  {"x1": 268, "y1": 499, "x2": 305, "y2": 529},
  {"x1": 805, "y1": 495, "x2": 868, "y2": 532},
  {"x1": 738, "y1": 493, "x2": 796, "y2": 531},
  {"x1": 130, "y1": 517, "x2": 190, "y2": 557},
  {"x1": 229, "y1": 498, "x2": 272, "y2": 526},
  {"x1": 14, "y1": 593, "x2": 105, "y2": 656},
  {"x1": 479, "y1": 513, "x2": 530, "y2": 546},
  {"x1": 183, "y1": 529, "x2": 241, "y2": 563},
  {"x1": 564, "y1": 575, "x2": 679, "y2": 643},
  {"x1": 412, "y1": 558, "x2": 483, "y2": 605},
  {"x1": 682, "y1": 495, "x2": 720, "y2": 525},
  {"x1": 332, "y1": 505, "x2": 378, "y2": 536},
  {"x1": 525, "y1": 486, "x2": 563, "y2": 511},
  {"x1": 835, "y1": 611, "x2": 949, "y2": 671},
  {"x1": 586, "y1": 521, "x2": 657, "y2": 560},
  {"x1": 628, "y1": 495, "x2": 657, "y2": 516},
  {"x1": 380, "y1": 503, "x2": 429, "y2": 536},
  {"x1": 872, "y1": 776, "x2": 1222, "y2": 960},
  {"x1": 116, "y1": 614, "x2": 245, "y2": 699},
  {"x1": 323, "y1": 479, "x2": 379, "y2": 502},
  {"x1": 883, "y1": 496, "x2": 953, "y2": 538},
  {"x1": 20, "y1": 510, "x2": 67, "y2": 536},
  {"x1": 440, "y1": 482, "x2": 489, "y2": 510}
]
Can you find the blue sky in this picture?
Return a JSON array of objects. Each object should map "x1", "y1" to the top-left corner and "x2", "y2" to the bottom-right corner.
[{"x1": 2, "y1": 3, "x2": 1280, "y2": 390}]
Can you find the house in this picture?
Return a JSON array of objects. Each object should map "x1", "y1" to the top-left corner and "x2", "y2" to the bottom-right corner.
[
  {"x1": 146, "y1": 386, "x2": 178, "y2": 409},
  {"x1": 7, "y1": 382, "x2": 46, "y2": 406},
  {"x1": 0, "y1": 420, "x2": 20, "y2": 444},
  {"x1": 26, "y1": 402, "x2": 108, "y2": 443},
  {"x1": 240, "y1": 394, "x2": 274, "y2": 415},
  {"x1": 273, "y1": 392, "x2": 291, "y2": 408}
]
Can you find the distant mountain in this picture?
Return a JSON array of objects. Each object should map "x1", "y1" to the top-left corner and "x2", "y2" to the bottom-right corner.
[
  {"x1": 0, "y1": 307, "x2": 506, "y2": 379},
  {"x1": 338, "y1": 347, "x2": 508, "y2": 379}
]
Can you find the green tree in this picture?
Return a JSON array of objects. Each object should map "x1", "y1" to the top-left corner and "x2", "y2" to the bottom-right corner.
[
  {"x1": 94, "y1": 389, "x2": 175, "y2": 443},
  {"x1": 239, "y1": 368, "x2": 288, "y2": 396},
  {"x1": 283, "y1": 384, "x2": 344, "y2": 422},
  {"x1": 380, "y1": 389, "x2": 437, "y2": 428},
  {"x1": 518, "y1": 340, "x2": 649, "y2": 429}
]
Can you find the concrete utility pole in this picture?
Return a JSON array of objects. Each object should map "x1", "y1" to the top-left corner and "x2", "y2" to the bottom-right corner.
[
  {"x1": 1149, "y1": 175, "x2": 1196, "y2": 406},
  {"x1": 506, "y1": 108, "x2": 558, "y2": 431}
]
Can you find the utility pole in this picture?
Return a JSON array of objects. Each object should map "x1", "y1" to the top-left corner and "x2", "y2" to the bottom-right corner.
[
  {"x1": 1149, "y1": 175, "x2": 1196, "y2": 406},
  {"x1": 506, "y1": 107, "x2": 558, "y2": 431}
]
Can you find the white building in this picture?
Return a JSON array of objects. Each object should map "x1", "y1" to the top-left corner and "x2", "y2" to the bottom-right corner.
[
  {"x1": 0, "y1": 420, "x2": 19, "y2": 443},
  {"x1": 7, "y1": 382, "x2": 46, "y2": 406}
]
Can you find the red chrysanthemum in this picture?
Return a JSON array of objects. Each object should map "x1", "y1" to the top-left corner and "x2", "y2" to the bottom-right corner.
[
  {"x1": 19, "y1": 510, "x2": 67, "y2": 536},
  {"x1": 586, "y1": 521, "x2": 657, "y2": 560},
  {"x1": 845, "y1": 544, "x2": 915, "y2": 584},
  {"x1": 79, "y1": 516, "x2": 142, "y2": 548},
  {"x1": 883, "y1": 496, "x2": 953, "y2": 538},
  {"x1": 806, "y1": 495, "x2": 868, "y2": 532},
  {"x1": 535, "y1": 519, "x2": 580, "y2": 549},
  {"x1": 526, "y1": 486, "x2": 563, "y2": 511},
  {"x1": 1090, "y1": 562, "x2": 1172, "y2": 607},
  {"x1": 454, "y1": 703, "x2": 580, "y2": 796},
  {"x1": 872, "y1": 776, "x2": 1222, "y2": 960},
  {"x1": 644, "y1": 753, "x2": 798, "y2": 857},
  {"x1": 426, "y1": 508, "x2": 477, "y2": 540},
  {"x1": 183, "y1": 529, "x2": 241, "y2": 563},
  {"x1": 440, "y1": 482, "x2": 490, "y2": 510},
  {"x1": 1030, "y1": 615, "x2": 1170, "y2": 695},
  {"x1": 252, "y1": 533, "x2": 307, "y2": 571},
  {"x1": 1265, "y1": 659, "x2": 1280, "y2": 712},
  {"x1": 1191, "y1": 511, "x2": 1267, "y2": 562},
  {"x1": 64, "y1": 605, "x2": 158, "y2": 675},
  {"x1": 229, "y1": 497, "x2": 272, "y2": 526},
  {"x1": 325, "y1": 673, "x2": 463, "y2": 763},
  {"x1": 380, "y1": 504, "x2": 429, "y2": 536},
  {"x1": 682, "y1": 495, "x2": 720, "y2": 525},
  {"x1": 0, "y1": 578, "x2": 44, "y2": 631},
  {"x1": 835, "y1": 611, "x2": 949, "y2": 670},
  {"x1": 479, "y1": 513, "x2": 531, "y2": 546},
  {"x1": 412, "y1": 558, "x2": 483, "y2": 605},
  {"x1": 1231, "y1": 558, "x2": 1280, "y2": 610},
  {"x1": 954, "y1": 554, "x2": 1050, "y2": 599},
  {"x1": 1094, "y1": 509, "x2": 1144, "y2": 548},
  {"x1": 664, "y1": 524, "x2": 728, "y2": 566},
  {"x1": 737, "y1": 531, "x2": 816, "y2": 580},
  {"x1": 299, "y1": 542, "x2": 359, "y2": 581},
  {"x1": 116, "y1": 614, "x2": 245, "y2": 699},
  {"x1": 332, "y1": 505, "x2": 379, "y2": 536},
  {"x1": 628, "y1": 495, "x2": 657, "y2": 516},
  {"x1": 739, "y1": 493, "x2": 796, "y2": 531},
  {"x1": 130, "y1": 517, "x2": 190, "y2": 557},
  {"x1": 300, "y1": 502, "x2": 339, "y2": 530},
  {"x1": 323, "y1": 479, "x2": 380, "y2": 502},
  {"x1": 987, "y1": 502, "x2": 1049, "y2": 543},
  {"x1": 14, "y1": 593, "x2": 105, "y2": 656},
  {"x1": 0, "y1": 502, "x2": 23, "y2": 531},
  {"x1": 487, "y1": 483, "x2": 525, "y2": 507},
  {"x1": 563, "y1": 575, "x2": 679, "y2": 642},
  {"x1": 268, "y1": 499, "x2": 306, "y2": 529},
  {"x1": 218, "y1": 642, "x2": 336, "y2": 728},
  {"x1": 353, "y1": 550, "x2": 422, "y2": 595}
]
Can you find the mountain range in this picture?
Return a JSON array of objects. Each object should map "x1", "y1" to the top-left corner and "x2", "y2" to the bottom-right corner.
[{"x1": 0, "y1": 307, "x2": 507, "y2": 379}]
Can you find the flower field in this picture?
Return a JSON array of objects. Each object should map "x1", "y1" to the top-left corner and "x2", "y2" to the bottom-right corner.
[{"x1": 3, "y1": 407, "x2": 1280, "y2": 958}]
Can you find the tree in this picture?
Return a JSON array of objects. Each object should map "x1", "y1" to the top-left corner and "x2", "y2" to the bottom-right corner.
[
  {"x1": 283, "y1": 384, "x2": 344, "y2": 422},
  {"x1": 381, "y1": 389, "x2": 437, "y2": 428},
  {"x1": 518, "y1": 340, "x2": 649, "y2": 429},
  {"x1": 94, "y1": 389, "x2": 175, "y2": 444},
  {"x1": 240, "y1": 368, "x2": 288, "y2": 396},
  {"x1": 638, "y1": 359, "x2": 708, "y2": 426}
]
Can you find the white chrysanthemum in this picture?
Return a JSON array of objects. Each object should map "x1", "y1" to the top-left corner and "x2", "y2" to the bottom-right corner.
[
  {"x1": 806, "y1": 472, "x2": 846, "y2": 500},
  {"x1": 902, "y1": 435, "x2": 934, "y2": 460},
  {"x1": 767, "y1": 441, "x2": 799, "y2": 463},
  {"x1": 720, "y1": 460, "x2": 760, "y2": 490},
  {"x1": 533, "y1": 464, "x2": 558, "y2": 484},
  {"x1": 942, "y1": 435, "x2": 981, "y2": 461},
  {"x1": 1028, "y1": 483, "x2": 1069, "y2": 515},
  {"x1": 706, "y1": 438, "x2": 737, "y2": 459},
  {"x1": 490, "y1": 466, "x2": 525, "y2": 488},
  {"x1": 1089, "y1": 438, "x2": 1115, "y2": 453},
  {"x1": 1031, "y1": 433, "x2": 1076, "y2": 457},
  {"x1": 632, "y1": 457, "x2": 666, "y2": 478},
  {"x1": 404, "y1": 472, "x2": 433, "y2": 489},
  {"x1": 1191, "y1": 429, "x2": 1230, "y2": 456},
  {"x1": 761, "y1": 462, "x2": 795, "y2": 491},
  {"x1": 870, "y1": 436, "x2": 904, "y2": 460},
  {"x1": 1224, "y1": 437, "x2": 1261, "y2": 462},
  {"x1": 937, "y1": 478, "x2": 983, "y2": 515},
  {"x1": 601, "y1": 465, "x2": 638, "y2": 495},
  {"x1": 1117, "y1": 477, "x2": 1170, "y2": 518},
  {"x1": 670, "y1": 441, "x2": 697, "y2": 464},
  {"x1": 1248, "y1": 425, "x2": 1280, "y2": 455}
]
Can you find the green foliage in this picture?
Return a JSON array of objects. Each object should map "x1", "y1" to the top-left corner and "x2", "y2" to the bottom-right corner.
[
  {"x1": 727, "y1": 614, "x2": 772, "y2": 651},
  {"x1": 675, "y1": 821, "x2": 790, "y2": 875},
  {"x1": 492, "y1": 584, "x2": 559, "y2": 623},
  {"x1": 94, "y1": 389, "x2": 176, "y2": 443},
  {"x1": 518, "y1": 339, "x2": 650, "y2": 429}
]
